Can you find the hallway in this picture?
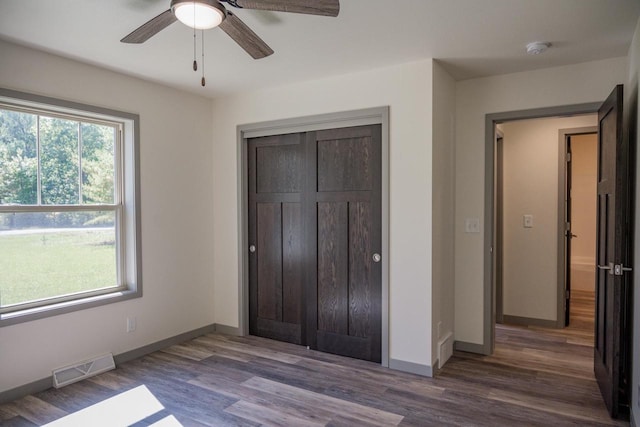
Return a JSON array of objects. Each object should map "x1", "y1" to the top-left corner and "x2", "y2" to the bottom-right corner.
[{"x1": 439, "y1": 290, "x2": 623, "y2": 425}]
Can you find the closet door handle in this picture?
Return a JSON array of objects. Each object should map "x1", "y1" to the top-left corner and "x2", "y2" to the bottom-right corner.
[
  {"x1": 249, "y1": 245, "x2": 256, "y2": 253},
  {"x1": 372, "y1": 253, "x2": 381, "y2": 263}
]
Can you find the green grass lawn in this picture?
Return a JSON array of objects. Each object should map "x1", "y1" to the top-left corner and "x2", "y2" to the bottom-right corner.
[{"x1": 0, "y1": 229, "x2": 117, "y2": 307}]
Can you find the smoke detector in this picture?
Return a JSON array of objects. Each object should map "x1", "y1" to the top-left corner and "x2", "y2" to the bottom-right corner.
[{"x1": 526, "y1": 42, "x2": 551, "y2": 55}]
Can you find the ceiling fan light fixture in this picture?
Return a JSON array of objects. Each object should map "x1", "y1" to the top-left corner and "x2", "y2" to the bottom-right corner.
[{"x1": 172, "y1": 0, "x2": 225, "y2": 30}]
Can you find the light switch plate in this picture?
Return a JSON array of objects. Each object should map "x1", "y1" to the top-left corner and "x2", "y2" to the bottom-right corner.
[
  {"x1": 465, "y1": 218, "x2": 480, "y2": 233},
  {"x1": 523, "y1": 214, "x2": 534, "y2": 228}
]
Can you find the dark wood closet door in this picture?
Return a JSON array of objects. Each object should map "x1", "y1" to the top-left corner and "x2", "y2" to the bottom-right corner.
[
  {"x1": 306, "y1": 125, "x2": 382, "y2": 363},
  {"x1": 248, "y1": 133, "x2": 305, "y2": 345}
]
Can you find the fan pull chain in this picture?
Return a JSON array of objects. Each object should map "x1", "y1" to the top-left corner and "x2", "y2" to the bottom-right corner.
[
  {"x1": 192, "y1": 28, "x2": 197, "y2": 71},
  {"x1": 192, "y1": 1, "x2": 197, "y2": 71},
  {"x1": 201, "y1": 29, "x2": 206, "y2": 86}
]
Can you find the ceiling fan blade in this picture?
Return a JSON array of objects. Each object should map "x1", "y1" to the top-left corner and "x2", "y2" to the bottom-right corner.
[
  {"x1": 121, "y1": 9, "x2": 177, "y2": 43},
  {"x1": 234, "y1": 0, "x2": 339, "y2": 17},
  {"x1": 219, "y1": 11, "x2": 274, "y2": 59}
]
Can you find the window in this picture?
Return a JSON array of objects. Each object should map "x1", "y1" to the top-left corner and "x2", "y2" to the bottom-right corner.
[{"x1": 0, "y1": 89, "x2": 141, "y2": 325}]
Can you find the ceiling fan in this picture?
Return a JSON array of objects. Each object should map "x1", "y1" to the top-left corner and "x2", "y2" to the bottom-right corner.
[{"x1": 121, "y1": 0, "x2": 340, "y2": 60}]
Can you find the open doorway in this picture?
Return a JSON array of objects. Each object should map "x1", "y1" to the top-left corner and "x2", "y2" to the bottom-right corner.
[
  {"x1": 494, "y1": 115, "x2": 597, "y2": 330},
  {"x1": 562, "y1": 129, "x2": 598, "y2": 328},
  {"x1": 485, "y1": 90, "x2": 633, "y2": 419}
]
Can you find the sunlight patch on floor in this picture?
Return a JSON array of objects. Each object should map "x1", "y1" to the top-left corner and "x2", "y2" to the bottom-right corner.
[{"x1": 42, "y1": 385, "x2": 176, "y2": 427}]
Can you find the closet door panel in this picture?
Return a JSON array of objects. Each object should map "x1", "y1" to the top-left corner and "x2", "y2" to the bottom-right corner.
[
  {"x1": 248, "y1": 134, "x2": 304, "y2": 345},
  {"x1": 309, "y1": 125, "x2": 382, "y2": 363},
  {"x1": 256, "y1": 202, "x2": 282, "y2": 321},
  {"x1": 282, "y1": 202, "x2": 302, "y2": 325},
  {"x1": 349, "y1": 201, "x2": 373, "y2": 339},
  {"x1": 317, "y1": 201, "x2": 349, "y2": 335}
]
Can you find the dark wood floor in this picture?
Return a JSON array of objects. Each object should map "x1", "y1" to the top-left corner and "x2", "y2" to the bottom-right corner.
[{"x1": 1, "y1": 290, "x2": 625, "y2": 426}]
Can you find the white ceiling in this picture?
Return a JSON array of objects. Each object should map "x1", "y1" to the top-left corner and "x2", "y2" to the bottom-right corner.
[{"x1": 1, "y1": 0, "x2": 639, "y2": 98}]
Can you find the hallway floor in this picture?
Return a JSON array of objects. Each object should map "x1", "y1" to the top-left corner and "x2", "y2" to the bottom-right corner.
[{"x1": 452, "y1": 289, "x2": 623, "y2": 425}]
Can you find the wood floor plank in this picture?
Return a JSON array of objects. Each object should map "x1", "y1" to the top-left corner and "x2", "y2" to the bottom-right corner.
[
  {"x1": 487, "y1": 387, "x2": 613, "y2": 424},
  {"x1": 86, "y1": 369, "x2": 138, "y2": 391},
  {"x1": 197, "y1": 334, "x2": 303, "y2": 364},
  {"x1": 0, "y1": 415, "x2": 38, "y2": 427},
  {"x1": 1, "y1": 396, "x2": 67, "y2": 425},
  {"x1": 225, "y1": 400, "x2": 326, "y2": 427},
  {"x1": 192, "y1": 337, "x2": 254, "y2": 362},
  {"x1": 191, "y1": 374, "x2": 337, "y2": 424},
  {"x1": 294, "y1": 356, "x2": 405, "y2": 395},
  {"x1": 34, "y1": 380, "x2": 118, "y2": 414},
  {"x1": 161, "y1": 343, "x2": 215, "y2": 361},
  {"x1": 0, "y1": 405, "x2": 17, "y2": 420},
  {"x1": 241, "y1": 377, "x2": 404, "y2": 426},
  {"x1": 114, "y1": 356, "x2": 197, "y2": 385},
  {"x1": 148, "y1": 351, "x2": 227, "y2": 378}
]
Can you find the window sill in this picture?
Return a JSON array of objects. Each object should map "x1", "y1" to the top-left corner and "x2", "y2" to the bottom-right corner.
[{"x1": 0, "y1": 287, "x2": 141, "y2": 327}]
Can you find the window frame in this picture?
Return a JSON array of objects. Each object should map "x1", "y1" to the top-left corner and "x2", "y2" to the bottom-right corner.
[{"x1": 0, "y1": 88, "x2": 142, "y2": 326}]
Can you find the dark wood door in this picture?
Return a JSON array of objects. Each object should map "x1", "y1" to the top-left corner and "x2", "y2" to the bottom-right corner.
[
  {"x1": 248, "y1": 133, "x2": 305, "y2": 345},
  {"x1": 305, "y1": 125, "x2": 382, "y2": 363},
  {"x1": 594, "y1": 84, "x2": 632, "y2": 419}
]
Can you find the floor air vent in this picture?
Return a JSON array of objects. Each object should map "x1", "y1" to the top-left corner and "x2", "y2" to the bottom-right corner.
[{"x1": 52, "y1": 353, "x2": 115, "y2": 388}]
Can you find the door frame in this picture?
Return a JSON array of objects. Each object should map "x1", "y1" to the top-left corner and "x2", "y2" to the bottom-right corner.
[
  {"x1": 482, "y1": 102, "x2": 601, "y2": 355},
  {"x1": 495, "y1": 131, "x2": 504, "y2": 324},
  {"x1": 236, "y1": 107, "x2": 391, "y2": 367},
  {"x1": 557, "y1": 126, "x2": 598, "y2": 327}
]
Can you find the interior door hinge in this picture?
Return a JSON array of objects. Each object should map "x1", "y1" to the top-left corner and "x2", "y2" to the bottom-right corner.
[
  {"x1": 566, "y1": 289, "x2": 570, "y2": 299},
  {"x1": 566, "y1": 152, "x2": 571, "y2": 162}
]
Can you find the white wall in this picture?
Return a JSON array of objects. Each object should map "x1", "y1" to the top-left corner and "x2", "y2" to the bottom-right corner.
[
  {"x1": 0, "y1": 40, "x2": 215, "y2": 392},
  {"x1": 500, "y1": 116, "x2": 595, "y2": 322},
  {"x1": 455, "y1": 56, "x2": 628, "y2": 345},
  {"x1": 211, "y1": 60, "x2": 435, "y2": 369},
  {"x1": 431, "y1": 61, "x2": 456, "y2": 366},
  {"x1": 627, "y1": 16, "x2": 640, "y2": 427}
]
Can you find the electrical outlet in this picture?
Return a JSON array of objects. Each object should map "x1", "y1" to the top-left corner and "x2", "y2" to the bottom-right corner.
[{"x1": 127, "y1": 317, "x2": 137, "y2": 333}]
